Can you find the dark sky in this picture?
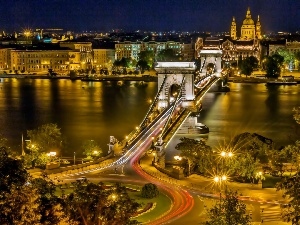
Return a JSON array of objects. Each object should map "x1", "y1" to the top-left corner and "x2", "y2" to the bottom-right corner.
[{"x1": 0, "y1": 0, "x2": 299, "y2": 33}]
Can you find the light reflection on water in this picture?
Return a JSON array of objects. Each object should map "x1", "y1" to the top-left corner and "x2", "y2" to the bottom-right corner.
[
  {"x1": 0, "y1": 79, "x2": 157, "y2": 156},
  {"x1": 165, "y1": 83, "x2": 300, "y2": 160},
  {"x1": 0, "y1": 79, "x2": 299, "y2": 158}
]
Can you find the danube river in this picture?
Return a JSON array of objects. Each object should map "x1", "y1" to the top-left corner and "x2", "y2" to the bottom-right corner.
[{"x1": 0, "y1": 78, "x2": 299, "y2": 156}]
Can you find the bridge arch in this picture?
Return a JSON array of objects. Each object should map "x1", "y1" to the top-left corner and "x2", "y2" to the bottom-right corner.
[
  {"x1": 155, "y1": 62, "x2": 196, "y2": 111},
  {"x1": 199, "y1": 49, "x2": 222, "y2": 77}
]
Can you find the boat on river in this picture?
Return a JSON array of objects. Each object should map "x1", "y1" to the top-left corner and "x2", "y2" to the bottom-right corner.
[
  {"x1": 266, "y1": 76, "x2": 298, "y2": 85},
  {"x1": 266, "y1": 80, "x2": 297, "y2": 85}
]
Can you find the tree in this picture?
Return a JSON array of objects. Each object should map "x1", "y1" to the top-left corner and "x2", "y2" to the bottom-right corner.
[
  {"x1": 276, "y1": 48, "x2": 295, "y2": 70},
  {"x1": 0, "y1": 184, "x2": 42, "y2": 225},
  {"x1": 136, "y1": 60, "x2": 149, "y2": 72},
  {"x1": 81, "y1": 140, "x2": 102, "y2": 160},
  {"x1": 240, "y1": 56, "x2": 258, "y2": 77},
  {"x1": 65, "y1": 181, "x2": 140, "y2": 225},
  {"x1": 27, "y1": 123, "x2": 63, "y2": 154},
  {"x1": 295, "y1": 52, "x2": 300, "y2": 71},
  {"x1": 157, "y1": 49, "x2": 180, "y2": 61},
  {"x1": 203, "y1": 189, "x2": 251, "y2": 225},
  {"x1": 0, "y1": 148, "x2": 29, "y2": 193},
  {"x1": 231, "y1": 132, "x2": 273, "y2": 164},
  {"x1": 264, "y1": 54, "x2": 284, "y2": 78},
  {"x1": 281, "y1": 141, "x2": 300, "y2": 172},
  {"x1": 293, "y1": 106, "x2": 300, "y2": 125},
  {"x1": 141, "y1": 183, "x2": 159, "y2": 199},
  {"x1": 138, "y1": 50, "x2": 155, "y2": 68},
  {"x1": 276, "y1": 174, "x2": 300, "y2": 224},
  {"x1": 175, "y1": 137, "x2": 212, "y2": 176},
  {"x1": 31, "y1": 175, "x2": 77, "y2": 225}
]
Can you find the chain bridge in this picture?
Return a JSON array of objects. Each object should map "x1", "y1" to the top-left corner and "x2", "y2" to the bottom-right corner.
[{"x1": 109, "y1": 51, "x2": 224, "y2": 165}]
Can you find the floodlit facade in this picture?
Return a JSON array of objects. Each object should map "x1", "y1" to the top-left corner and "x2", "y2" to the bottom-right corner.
[
  {"x1": 8, "y1": 49, "x2": 81, "y2": 73},
  {"x1": 93, "y1": 49, "x2": 115, "y2": 70},
  {"x1": 195, "y1": 36, "x2": 261, "y2": 64},
  {"x1": 0, "y1": 42, "x2": 96, "y2": 73}
]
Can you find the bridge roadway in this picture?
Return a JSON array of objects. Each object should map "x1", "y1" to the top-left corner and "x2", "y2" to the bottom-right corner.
[{"x1": 55, "y1": 74, "x2": 288, "y2": 224}]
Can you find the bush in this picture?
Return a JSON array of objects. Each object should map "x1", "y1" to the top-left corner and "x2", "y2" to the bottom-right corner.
[{"x1": 141, "y1": 183, "x2": 159, "y2": 199}]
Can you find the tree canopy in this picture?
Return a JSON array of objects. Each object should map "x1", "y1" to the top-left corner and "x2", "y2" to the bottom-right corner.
[
  {"x1": 138, "y1": 50, "x2": 155, "y2": 68},
  {"x1": 203, "y1": 189, "x2": 251, "y2": 225},
  {"x1": 27, "y1": 123, "x2": 63, "y2": 154},
  {"x1": 81, "y1": 139, "x2": 102, "y2": 160},
  {"x1": 65, "y1": 180, "x2": 140, "y2": 225},
  {"x1": 263, "y1": 54, "x2": 284, "y2": 78},
  {"x1": 240, "y1": 56, "x2": 258, "y2": 77},
  {"x1": 157, "y1": 49, "x2": 180, "y2": 61}
]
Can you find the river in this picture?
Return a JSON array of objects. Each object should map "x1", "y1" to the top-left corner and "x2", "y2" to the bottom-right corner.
[{"x1": 0, "y1": 78, "x2": 299, "y2": 157}]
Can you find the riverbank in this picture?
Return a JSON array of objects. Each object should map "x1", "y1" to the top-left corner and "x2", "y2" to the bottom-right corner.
[
  {"x1": 228, "y1": 75, "x2": 300, "y2": 84},
  {"x1": 0, "y1": 74, "x2": 158, "y2": 82}
]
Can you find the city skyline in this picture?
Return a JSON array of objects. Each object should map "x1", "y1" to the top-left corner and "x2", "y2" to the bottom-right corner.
[{"x1": 0, "y1": 0, "x2": 299, "y2": 33}]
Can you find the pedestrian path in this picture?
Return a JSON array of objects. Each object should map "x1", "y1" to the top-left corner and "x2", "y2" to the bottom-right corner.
[{"x1": 261, "y1": 204, "x2": 283, "y2": 223}]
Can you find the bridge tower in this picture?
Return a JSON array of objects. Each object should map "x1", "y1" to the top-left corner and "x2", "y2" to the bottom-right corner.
[
  {"x1": 199, "y1": 49, "x2": 222, "y2": 77},
  {"x1": 155, "y1": 61, "x2": 196, "y2": 111}
]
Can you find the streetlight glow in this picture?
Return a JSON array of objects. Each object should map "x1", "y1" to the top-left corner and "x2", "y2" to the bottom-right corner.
[
  {"x1": 214, "y1": 176, "x2": 220, "y2": 182},
  {"x1": 222, "y1": 175, "x2": 227, "y2": 181},
  {"x1": 220, "y1": 151, "x2": 233, "y2": 157}
]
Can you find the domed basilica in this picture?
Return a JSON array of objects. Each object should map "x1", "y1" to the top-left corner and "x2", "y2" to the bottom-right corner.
[
  {"x1": 231, "y1": 7, "x2": 262, "y2": 40},
  {"x1": 195, "y1": 7, "x2": 262, "y2": 67}
]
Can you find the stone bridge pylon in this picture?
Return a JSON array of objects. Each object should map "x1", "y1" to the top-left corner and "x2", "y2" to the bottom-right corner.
[
  {"x1": 155, "y1": 61, "x2": 196, "y2": 111},
  {"x1": 198, "y1": 49, "x2": 222, "y2": 77}
]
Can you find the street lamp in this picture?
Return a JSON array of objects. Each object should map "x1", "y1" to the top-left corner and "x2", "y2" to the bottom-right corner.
[
  {"x1": 73, "y1": 152, "x2": 76, "y2": 165},
  {"x1": 214, "y1": 175, "x2": 227, "y2": 200},
  {"x1": 256, "y1": 171, "x2": 263, "y2": 185},
  {"x1": 214, "y1": 175, "x2": 227, "y2": 183},
  {"x1": 220, "y1": 151, "x2": 233, "y2": 158}
]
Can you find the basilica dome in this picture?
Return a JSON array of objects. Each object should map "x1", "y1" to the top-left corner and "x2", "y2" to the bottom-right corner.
[{"x1": 243, "y1": 18, "x2": 255, "y2": 25}]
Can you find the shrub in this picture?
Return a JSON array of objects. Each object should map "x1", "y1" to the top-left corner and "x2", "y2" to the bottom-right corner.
[{"x1": 141, "y1": 183, "x2": 159, "y2": 199}]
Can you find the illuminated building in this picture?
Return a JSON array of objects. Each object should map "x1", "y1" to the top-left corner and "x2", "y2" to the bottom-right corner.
[
  {"x1": 230, "y1": 7, "x2": 262, "y2": 40},
  {"x1": 93, "y1": 49, "x2": 115, "y2": 70},
  {"x1": 9, "y1": 49, "x2": 81, "y2": 73},
  {"x1": 59, "y1": 42, "x2": 93, "y2": 70},
  {"x1": 195, "y1": 7, "x2": 262, "y2": 66}
]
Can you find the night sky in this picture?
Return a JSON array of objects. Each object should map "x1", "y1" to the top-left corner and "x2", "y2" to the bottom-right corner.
[{"x1": 0, "y1": 0, "x2": 299, "y2": 32}]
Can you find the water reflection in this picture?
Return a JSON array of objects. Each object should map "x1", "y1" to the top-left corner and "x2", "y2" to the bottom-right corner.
[{"x1": 0, "y1": 79, "x2": 299, "y2": 157}]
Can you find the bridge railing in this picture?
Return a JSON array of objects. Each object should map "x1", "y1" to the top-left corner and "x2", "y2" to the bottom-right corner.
[
  {"x1": 139, "y1": 75, "x2": 167, "y2": 129},
  {"x1": 160, "y1": 76, "x2": 186, "y2": 138}
]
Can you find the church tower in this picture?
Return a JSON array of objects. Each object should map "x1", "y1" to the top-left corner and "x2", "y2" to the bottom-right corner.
[
  {"x1": 255, "y1": 15, "x2": 262, "y2": 39},
  {"x1": 230, "y1": 17, "x2": 237, "y2": 40},
  {"x1": 241, "y1": 7, "x2": 256, "y2": 40}
]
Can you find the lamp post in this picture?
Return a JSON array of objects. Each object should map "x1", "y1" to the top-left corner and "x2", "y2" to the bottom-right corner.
[
  {"x1": 73, "y1": 152, "x2": 76, "y2": 165},
  {"x1": 256, "y1": 171, "x2": 263, "y2": 187},
  {"x1": 152, "y1": 152, "x2": 157, "y2": 164},
  {"x1": 214, "y1": 175, "x2": 227, "y2": 203}
]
